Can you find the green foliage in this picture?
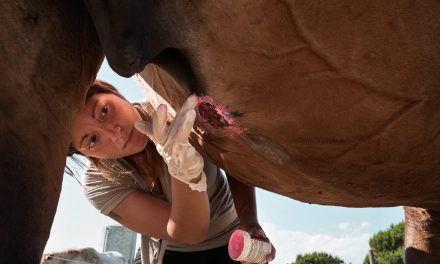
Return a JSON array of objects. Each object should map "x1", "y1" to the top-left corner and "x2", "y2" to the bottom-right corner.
[
  {"x1": 378, "y1": 247, "x2": 405, "y2": 264},
  {"x1": 291, "y1": 252, "x2": 344, "y2": 264},
  {"x1": 363, "y1": 222, "x2": 405, "y2": 264},
  {"x1": 370, "y1": 222, "x2": 404, "y2": 252}
]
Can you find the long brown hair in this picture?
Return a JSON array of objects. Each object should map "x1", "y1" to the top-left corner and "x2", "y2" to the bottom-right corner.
[{"x1": 68, "y1": 80, "x2": 163, "y2": 187}]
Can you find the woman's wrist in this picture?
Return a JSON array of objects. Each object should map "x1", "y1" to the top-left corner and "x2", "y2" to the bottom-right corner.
[
  {"x1": 172, "y1": 171, "x2": 207, "y2": 192},
  {"x1": 238, "y1": 221, "x2": 262, "y2": 232}
]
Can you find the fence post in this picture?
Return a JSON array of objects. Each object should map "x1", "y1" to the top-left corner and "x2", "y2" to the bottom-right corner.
[{"x1": 368, "y1": 249, "x2": 376, "y2": 264}]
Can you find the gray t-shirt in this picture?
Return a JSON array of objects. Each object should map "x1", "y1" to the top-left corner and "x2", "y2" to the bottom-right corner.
[{"x1": 82, "y1": 102, "x2": 239, "y2": 264}]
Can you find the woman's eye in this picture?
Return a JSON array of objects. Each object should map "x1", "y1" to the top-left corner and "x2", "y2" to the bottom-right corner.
[
  {"x1": 99, "y1": 105, "x2": 108, "y2": 120},
  {"x1": 89, "y1": 135, "x2": 97, "y2": 149}
]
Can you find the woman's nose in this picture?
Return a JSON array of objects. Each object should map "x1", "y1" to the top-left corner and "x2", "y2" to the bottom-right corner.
[{"x1": 102, "y1": 125, "x2": 122, "y2": 142}]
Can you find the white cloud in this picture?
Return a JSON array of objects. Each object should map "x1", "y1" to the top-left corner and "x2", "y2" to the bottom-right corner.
[
  {"x1": 360, "y1": 221, "x2": 370, "y2": 229},
  {"x1": 338, "y1": 222, "x2": 350, "y2": 231},
  {"x1": 352, "y1": 221, "x2": 372, "y2": 233},
  {"x1": 262, "y1": 222, "x2": 371, "y2": 264}
]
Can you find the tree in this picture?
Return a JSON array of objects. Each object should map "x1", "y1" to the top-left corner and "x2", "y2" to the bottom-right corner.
[
  {"x1": 363, "y1": 221, "x2": 405, "y2": 264},
  {"x1": 292, "y1": 252, "x2": 345, "y2": 264}
]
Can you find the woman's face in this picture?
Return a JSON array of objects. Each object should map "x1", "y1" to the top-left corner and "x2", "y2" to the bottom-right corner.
[{"x1": 71, "y1": 92, "x2": 149, "y2": 159}]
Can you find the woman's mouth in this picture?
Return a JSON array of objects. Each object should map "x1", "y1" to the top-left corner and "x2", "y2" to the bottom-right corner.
[{"x1": 123, "y1": 128, "x2": 134, "y2": 149}]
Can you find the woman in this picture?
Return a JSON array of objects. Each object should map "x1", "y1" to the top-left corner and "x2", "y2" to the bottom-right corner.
[{"x1": 69, "y1": 80, "x2": 275, "y2": 264}]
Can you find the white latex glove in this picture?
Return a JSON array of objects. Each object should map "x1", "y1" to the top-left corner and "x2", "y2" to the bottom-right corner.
[{"x1": 135, "y1": 95, "x2": 207, "y2": 192}]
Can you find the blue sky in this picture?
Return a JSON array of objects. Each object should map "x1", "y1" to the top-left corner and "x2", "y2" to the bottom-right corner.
[{"x1": 45, "y1": 60, "x2": 404, "y2": 264}]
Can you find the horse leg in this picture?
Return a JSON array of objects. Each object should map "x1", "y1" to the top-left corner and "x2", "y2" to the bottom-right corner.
[
  {"x1": 0, "y1": 0, "x2": 102, "y2": 262},
  {"x1": 404, "y1": 206, "x2": 440, "y2": 263}
]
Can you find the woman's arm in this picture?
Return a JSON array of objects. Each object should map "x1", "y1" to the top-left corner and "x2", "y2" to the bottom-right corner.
[
  {"x1": 111, "y1": 175, "x2": 209, "y2": 245},
  {"x1": 166, "y1": 175, "x2": 210, "y2": 244},
  {"x1": 226, "y1": 174, "x2": 259, "y2": 229}
]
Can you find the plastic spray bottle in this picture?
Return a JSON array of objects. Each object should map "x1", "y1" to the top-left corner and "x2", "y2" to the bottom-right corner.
[{"x1": 228, "y1": 230, "x2": 271, "y2": 263}]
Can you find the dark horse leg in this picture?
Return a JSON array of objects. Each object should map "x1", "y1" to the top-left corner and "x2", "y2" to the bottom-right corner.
[
  {"x1": 405, "y1": 206, "x2": 440, "y2": 263},
  {"x1": 0, "y1": 1, "x2": 102, "y2": 262}
]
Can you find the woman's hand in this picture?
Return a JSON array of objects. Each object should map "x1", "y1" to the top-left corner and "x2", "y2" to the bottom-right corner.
[
  {"x1": 226, "y1": 174, "x2": 276, "y2": 263},
  {"x1": 237, "y1": 224, "x2": 276, "y2": 263},
  {"x1": 135, "y1": 95, "x2": 207, "y2": 192}
]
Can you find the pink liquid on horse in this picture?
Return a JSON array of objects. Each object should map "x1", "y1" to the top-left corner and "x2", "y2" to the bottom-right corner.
[{"x1": 196, "y1": 96, "x2": 247, "y2": 138}]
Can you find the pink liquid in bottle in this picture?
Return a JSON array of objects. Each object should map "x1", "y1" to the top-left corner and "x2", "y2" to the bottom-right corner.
[
  {"x1": 228, "y1": 230, "x2": 271, "y2": 263},
  {"x1": 228, "y1": 230, "x2": 245, "y2": 260}
]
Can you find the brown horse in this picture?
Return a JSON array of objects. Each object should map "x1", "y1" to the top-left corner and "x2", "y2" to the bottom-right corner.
[{"x1": 86, "y1": 1, "x2": 440, "y2": 263}]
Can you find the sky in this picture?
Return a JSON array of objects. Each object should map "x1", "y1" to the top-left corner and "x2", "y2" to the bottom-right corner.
[{"x1": 44, "y1": 60, "x2": 404, "y2": 264}]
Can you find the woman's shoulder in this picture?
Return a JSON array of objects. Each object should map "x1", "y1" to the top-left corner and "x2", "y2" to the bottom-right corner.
[
  {"x1": 82, "y1": 163, "x2": 114, "y2": 191},
  {"x1": 83, "y1": 163, "x2": 104, "y2": 180},
  {"x1": 83, "y1": 159, "x2": 138, "y2": 189},
  {"x1": 82, "y1": 162, "x2": 140, "y2": 215}
]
